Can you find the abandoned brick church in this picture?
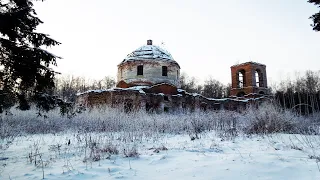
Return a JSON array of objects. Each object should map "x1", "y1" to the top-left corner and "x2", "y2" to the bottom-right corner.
[{"x1": 76, "y1": 40, "x2": 269, "y2": 112}]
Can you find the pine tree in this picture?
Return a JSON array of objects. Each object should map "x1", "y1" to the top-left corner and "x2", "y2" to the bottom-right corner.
[
  {"x1": 0, "y1": 0, "x2": 60, "y2": 111},
  {"x1": 309, "y1": 0, "x2": 320, "y2": 31}
]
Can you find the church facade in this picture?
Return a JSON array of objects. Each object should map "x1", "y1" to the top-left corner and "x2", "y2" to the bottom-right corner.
[{"x1": 77, "y1": 40, "x2": 268, "y2": 112}]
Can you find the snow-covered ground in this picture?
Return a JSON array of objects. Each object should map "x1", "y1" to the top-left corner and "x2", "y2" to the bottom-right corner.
[{"x1": 1, "y1": 132, "x2": 319, "y2": 180}]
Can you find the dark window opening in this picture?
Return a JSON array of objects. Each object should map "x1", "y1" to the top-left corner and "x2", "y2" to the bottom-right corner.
[
  {"x1": 177, "y1": 70, "x2": 179, "y2": 79},
  {"x1": 164, "y1": 96, "x2": 169, "y2": 101},
  {"x1": 162, "y1": 66, "x2": 168, "y2": 76},
  {"x1": 182, "y1": 102, "x2": 186, "y2": 109},
  {"x1": 124, "y1": 99, "x2": 133, "y2": 113},
  {"x1": 137, "y1": 65, "x2": 143, "y2": 75},
  {"x1": 146, "y1": 103, "x2": 152, "y2": 112},
  {"x1": 237, "y1": 91, "x2": 246, "y2": 97},
  {"x1": 200, "y1": 102, "x2": 207, "y2": 112}
]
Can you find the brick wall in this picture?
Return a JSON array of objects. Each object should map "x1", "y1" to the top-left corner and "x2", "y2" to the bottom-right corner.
[{"x1": 230, "y1": 62, "x2": 268, "y2": 96}]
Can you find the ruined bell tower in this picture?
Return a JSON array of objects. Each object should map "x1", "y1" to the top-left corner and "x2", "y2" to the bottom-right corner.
[{"x1": 230, "y1": 62, "x2": 268, "y2": 97}]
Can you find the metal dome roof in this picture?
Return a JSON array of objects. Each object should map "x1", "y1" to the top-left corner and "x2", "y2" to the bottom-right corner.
[{"x1": 120, "y1": 40, "x2": 180, "y2": 67}]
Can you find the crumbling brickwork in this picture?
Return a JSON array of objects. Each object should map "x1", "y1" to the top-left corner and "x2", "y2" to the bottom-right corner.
[
  {"x1": 230, "y1": 62, "x2": 268, "y2": 97},
  {"x1": 76, "y1": 84, "x2": 253, "y2": 113}
]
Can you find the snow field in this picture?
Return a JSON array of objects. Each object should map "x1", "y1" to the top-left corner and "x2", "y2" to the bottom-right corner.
[{"x1": 1, "y1": 132, "x2": 320, "y2": 179}]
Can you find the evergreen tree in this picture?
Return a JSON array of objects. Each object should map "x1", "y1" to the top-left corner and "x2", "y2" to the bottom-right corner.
[
  {"x1": 0, "y1": 0, "x2": 60, "y2": 111},
  {"x1": 309, "y1": 0, "x2": 320, "y2": 31}
]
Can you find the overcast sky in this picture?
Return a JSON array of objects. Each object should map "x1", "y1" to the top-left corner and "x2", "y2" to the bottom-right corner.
[{"x1": 34, "y1": 0, "x2": 319, "y2": 86}]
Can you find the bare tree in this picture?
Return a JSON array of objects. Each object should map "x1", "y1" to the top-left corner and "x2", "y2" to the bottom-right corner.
[
  {"x1": 101, "y1": 76, "x2": 116, "y2": 89},
  {"x1": 275, "y1": 70, "x2": 320, "y2": 114},
  {"x1": 180, "y1": 73, "x2": 200, "y2": 93},
  {"x1": 54, "y1": 75, "x2": 116, "y2": 102},
  {"x1": 202, "y1": 77, "x2": 225, "y2": 98}
]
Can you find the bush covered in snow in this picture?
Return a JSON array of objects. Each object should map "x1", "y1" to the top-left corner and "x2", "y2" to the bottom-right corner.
[
  {"x1": 0, "y1": 102, "x2": 317, "y2": 140},
  {"x1": 243, "y1": 103, "x2": 319, "y2": 135}
]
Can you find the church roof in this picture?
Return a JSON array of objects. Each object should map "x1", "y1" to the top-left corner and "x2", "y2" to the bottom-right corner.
[{"x1": 120, "y1": 40, "x2": 180, "y2": 67}]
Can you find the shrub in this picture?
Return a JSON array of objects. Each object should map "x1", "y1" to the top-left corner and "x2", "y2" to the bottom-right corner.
[
  {"x1": 0, "y1": 103, "x2": 318, "y2": 140},
  {"x1": 244, "y1": 103, "x2": 297, "y2": 134},
  {"x1": 123, "y1": 145, "x2": 139, "y2": 158}
]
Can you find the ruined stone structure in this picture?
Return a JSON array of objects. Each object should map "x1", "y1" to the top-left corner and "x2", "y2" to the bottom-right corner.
[
  {"x1": 117, "y1": 40, "x2": 180, "y2": 88},
  {"x1": 230, "y1": 62, "x2": 269, "y2": 97},
  {"x1": 77, "y1": 40, "x2": 268, "y2": 112}
]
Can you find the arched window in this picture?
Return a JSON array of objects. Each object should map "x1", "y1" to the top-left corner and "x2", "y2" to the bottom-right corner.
[
  {"x1": 255, "y1": 71, "x2": 260, "y2": 87},
  {"x1": 238, "y1": 70, "x2": 246, "y2": 88},
  {"x1": 255, "y1": 69, "x2": 263, "y2": 87}
]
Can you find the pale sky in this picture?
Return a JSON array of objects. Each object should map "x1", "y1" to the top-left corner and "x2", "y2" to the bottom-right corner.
[{"x1": 34, "y1": 0, "x2": 319, "y2": 86}]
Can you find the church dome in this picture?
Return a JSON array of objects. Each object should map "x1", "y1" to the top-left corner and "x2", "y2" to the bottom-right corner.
[
  {"x1": 120, "y1": 40, "x2": 180, "y2": 67},
  {"x1": 117, "y1": 40, "x2": 181, "y2": 88}
]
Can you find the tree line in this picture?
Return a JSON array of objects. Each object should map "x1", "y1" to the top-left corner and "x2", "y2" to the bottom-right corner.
[
  {"x1": 273, "y1": 71, "x2": 320, "y2": 115},
  {"x1": 179, "y1": 73, "x2": 230, "y2": 98},
  {"x1": 54, "y1": 76, "x2": 115, "y2": 102},
  {"x1": 53, "y1": 73, "x2": 231, "y2": 103}
]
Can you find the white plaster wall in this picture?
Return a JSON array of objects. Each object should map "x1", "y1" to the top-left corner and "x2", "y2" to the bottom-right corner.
[{"x1": 118, "y1": 60, "x2": 180, "y2": 87}]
